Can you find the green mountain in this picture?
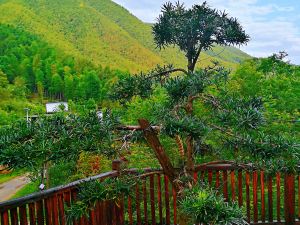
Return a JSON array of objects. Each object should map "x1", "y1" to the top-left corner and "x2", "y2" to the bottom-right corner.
[{"x1": 0, "y1": 0, "x2": 250, "y2": 72}]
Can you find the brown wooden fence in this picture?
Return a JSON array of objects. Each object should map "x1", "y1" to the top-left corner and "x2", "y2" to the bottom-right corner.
[{"x1": 0, "y1": 161, "x2": 299, "y2": 225}]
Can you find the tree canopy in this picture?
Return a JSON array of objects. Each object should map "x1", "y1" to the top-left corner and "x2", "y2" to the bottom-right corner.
[{"x1": 153, "y1": 1, "x2": 249, "y2": 72}]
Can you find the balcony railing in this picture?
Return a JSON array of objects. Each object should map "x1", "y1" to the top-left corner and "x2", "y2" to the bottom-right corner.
[{"x1": 0, "y1": 160, "x2": 299, "y2": 225}]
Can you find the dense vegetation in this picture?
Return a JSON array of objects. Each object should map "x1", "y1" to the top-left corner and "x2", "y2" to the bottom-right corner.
[
  {"x1": 0, "y1": 24, "x2": 127, "y2": 124},
  {"x1": 0, "y1": 0, "x2": 299, "y2": 223},
  {"x1": 230, "y1": 53, "x2": 300, "y2": 136},
  {"x1": 0, "y1": 0, "x2": 250, "y2": 125}
]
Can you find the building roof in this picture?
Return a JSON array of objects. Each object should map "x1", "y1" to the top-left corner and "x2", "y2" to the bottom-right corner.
[{"x1": 46, "y1": 102, "x2": 68, "y2": 113}]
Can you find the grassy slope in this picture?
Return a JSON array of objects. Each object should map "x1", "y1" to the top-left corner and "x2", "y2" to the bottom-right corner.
[{"x1": 0, "y1": 0, "x2": 250, "y2": 73}]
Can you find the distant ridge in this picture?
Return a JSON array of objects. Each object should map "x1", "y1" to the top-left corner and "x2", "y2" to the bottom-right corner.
[{"x1": 0, "y1": 0, "x2": 251, "y2": 72}]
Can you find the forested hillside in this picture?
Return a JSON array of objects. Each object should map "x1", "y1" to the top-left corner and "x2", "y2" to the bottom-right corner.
[
  {"x1": 0, "y1": 24, "x2": 124, "y2": 124},
  {"x1": 0, "y1": 0, "x2": 251, "y2": 125},
  {"x1": 0, "y1": 0, "x2": 250, "y2": 72}
]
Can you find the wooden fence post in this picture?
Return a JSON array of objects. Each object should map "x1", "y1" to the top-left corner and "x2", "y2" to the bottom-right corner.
[
  {"x1": 112, "y1": 159, "x2": 122, "y2": 171},
  {"x1": 284, "y1": 174, "x2": 295, "y2": 224},
  {"x1": 111, "y1": 160, "x2": 124, "y2": 225}
]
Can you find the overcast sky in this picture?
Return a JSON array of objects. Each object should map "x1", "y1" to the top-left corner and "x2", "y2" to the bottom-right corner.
[{"x1": 112, "y1": 0, "x2": 300, "y2": 64}]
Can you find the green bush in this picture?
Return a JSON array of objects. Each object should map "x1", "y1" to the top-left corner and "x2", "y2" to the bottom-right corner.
[{"x1": 179, "y1": 184, "x2": 247, "y2": 225}]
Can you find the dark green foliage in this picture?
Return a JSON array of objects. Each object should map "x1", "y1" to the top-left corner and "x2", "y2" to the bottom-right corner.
[
  {"x1": 153, "y1": 1, "x2": 249, "y2": 71},
  {"x1": 212, "y1": 95, "x2": 265, "y2": 130},
  {"x1": 0, "y1": 24, "x2": 124, "y2": 102},
  {"x1": 0, "y1": 110, "x2": 120, "y2": 170},
  {"x1": 180, "y1": 184, "x2": 246, "y2": 225},
  {"x1": 110, "y1": 73, "x2": 153, "y2": 104},
  {"x1": 0, "y1": 70, "x2": 8, "y2": 87},
  {"x1": 65, "y1": 175, "x2": 138, "y2": 224},
  {"x1": 164, "y1": 115, "x2": 209, "y2": 138},
  {"x1": 112, "y1": 58, "x2": 300, "y2": 172},
  {"x1": 230, "y1": 54, "x2": 300, "y2": 135},
  {"x1": 48, "y1": 161, "x2": 77, "y2": 187}
]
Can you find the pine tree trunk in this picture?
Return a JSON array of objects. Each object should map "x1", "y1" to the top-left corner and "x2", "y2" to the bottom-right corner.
[
  {"x1": 138, "y1": 119, "x2": 182, "y2": 191},
  {"x1": 187, "y1": 57, "x2": 194, "y2": 73}
]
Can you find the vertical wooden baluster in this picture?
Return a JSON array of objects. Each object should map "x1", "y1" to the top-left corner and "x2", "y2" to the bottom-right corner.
[
  {"x1": 201, "y1": 171, "x2": 205, "y2": 181},
  {"x1": 128, "y1": 196, "x2": 133, "y2": 225},
  {"x1": 115, "y1": 196, "x2": 124, "y2": 225},
  {"x1": 268, "y1": 175, "x2": 273, "y2": 222},
  {"x1": 284, "y1": 174, "x2": 295, "y2": 224},
  {"x1": 52, "y1": 195, "x2": 59, "y2": 225},
  {"x1": 98, "y1": 200, "x2": 104, "y2": 225},
  {"x1": 107, "y1": 201, "x2": 113, "y2": 225},
  {"x1": 36, "y1": 200, "x2": 44, "y2": 225},
  {"x1": 1, "y1": 210, "x2": 9, "y2": 225},
  {"x1": 111, "y1": 200, "x2": 116, "y2": 225},
  {"x1": 96, "y1": 201, "x2": 101, "y2": 225},
  {"x1": 172, "y1": 186, "x2": 177, "y2": 225},
  {"x1": 246, "y1": 171, "x2": 250, "y2": 223},
  {"x1": 99, "y1": 201, "x2": 104, "y2": 225},
  {"x1": 58, "y1": 194, "x2": 66, "y2": 225},
  {"x1": 45, "y1": 197, "x2": 53, "y2": 225},
  {"x1": 238, "y1": 170, "x2": 243, "y2": 207},
  {"x1": 208, "y1": 171, "x2": 213, "y2": 185},
  {"x1": 90, "y1": 208, "x2": 96, "y2": 225},
  {"x1": 117, "y1": 197, "x2": 122, "y2": 225},
  {"x1": 193, "y1": 171, "x2": 198, "y2": 183},
  {"x1": 231, "y1": 170, "x2": 235, "y2": 201},
  {"x1": 136, "y1": 183, "x2": 141, "y2": 225},
  {"x1": 253, "y1": 171, "x2": 258, "y2": 223},
  {"x1": 104, "y1": 201, "x2": 110, "y2": 225},
  {"x1": 29, "y1": 203, "x2": 36, "y2": 225},
  {"x1": 157, "y1": 174, "x2": 163, "y2": 225},
  {"x1": 99, "y1": 201, "x2": 105, "y2": 225},
  {"x1": 164, "y1": 175, "x2": 170, "y2": 225},
  {"x1": 19, "y1": 205, "x2": 28, "y2": 225},
  {"x1": 79, "y1": 217, "x2": 85, "y2": 225},
  {"x1": 84, "y1": 216, "x2": 89, "y2": 225},
  {"x1": 120, "y1": 195, "x2": 125, "y2": 225},
  {"x1": 10, "y1": 208, "x2": 18, "y2": 225},
  {"x1": 100, "y1": 201, "x2": 105, "y2": 225},
  {"x1": 276, "y1": 172, "x2": 281, "y2": 222},
  {"x1": 222, "y1": 170, "x2": 228, "y2": 202},
  {"x1": 216, "y1": 171, "x2": 220, "y2": 189},
  {"x1": 150, "y1": 175, "x2": 155, "y2": 225},
  {"x1": 261, "y1": 171, "x2": 265, "y2": 222},
  {"x1": 71, "y1": 191, "x2": 79, "y2": 225},
  {"x1": 143, "y1": 180, "x2": 148, "y2": 225}
]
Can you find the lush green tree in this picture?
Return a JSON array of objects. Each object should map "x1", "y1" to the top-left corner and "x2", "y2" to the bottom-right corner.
[
  {"x1": 111, "y1": 3, "x2": 299, "y2": 191},
  {"x1": 12, "y1": 77, "x2": 27, "y2": 98},
  {"x1": 83, "y1": 71, "x2": 101, "y2": 100},
  {"x1": 0, "y1": 111, "x2": 120, "y2": 187},
  {"x1": 64, "y1": 74, "x2": 74, "y2": 100},
  {"x1": 153, "y1": 1, "x2": 249, "y2": 72},
  {"x1": 229, "y1": 53, "x2": 300, "y2": 136},
  {"x1": 0, "y1": 70, "x2": 8, "y2": 88},
  {"x1": 50, "y1": 73, "x2": 64, "y2": 99}
]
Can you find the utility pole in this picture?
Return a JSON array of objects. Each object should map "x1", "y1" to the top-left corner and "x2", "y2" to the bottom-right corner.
[{"x1": 24, "y1": 108, "x2": 30, "y2": 127}]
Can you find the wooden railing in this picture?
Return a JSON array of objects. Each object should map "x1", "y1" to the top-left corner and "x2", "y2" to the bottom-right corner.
[{"x1": 0, "y1": 161, "x2": 299, "y2": 225}]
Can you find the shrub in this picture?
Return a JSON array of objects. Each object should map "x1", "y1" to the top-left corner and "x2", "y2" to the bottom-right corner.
[{"x1": 179, "y1": 184, "x2": 247, "y2": 225}]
